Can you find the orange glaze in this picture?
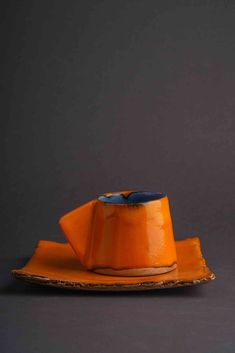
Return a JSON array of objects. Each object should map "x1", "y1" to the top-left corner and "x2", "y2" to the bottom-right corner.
[
  {"x1": 59, "y1": 191, "x2": 177, "y2": 272},
  {"x1": 12, "y1": 237, "x2": 215, "y2": 290}
]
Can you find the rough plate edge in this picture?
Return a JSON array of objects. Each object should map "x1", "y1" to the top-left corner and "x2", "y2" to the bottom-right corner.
[{"x1": 11, "y1": 271, "x2": 216, "y2": 291}]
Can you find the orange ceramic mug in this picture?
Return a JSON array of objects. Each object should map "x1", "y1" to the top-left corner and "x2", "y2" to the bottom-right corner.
[{"x1": 59, "y1": 191, "x2": 177, "y2": 276}]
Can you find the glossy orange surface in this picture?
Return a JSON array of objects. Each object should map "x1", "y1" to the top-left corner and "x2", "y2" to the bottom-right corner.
[
  {"x1": 59, "y1": 191, "x2": 177, "y2": 272},
  {"x1": 12, "y1": 237, "x2": 215, "y2": 291}
]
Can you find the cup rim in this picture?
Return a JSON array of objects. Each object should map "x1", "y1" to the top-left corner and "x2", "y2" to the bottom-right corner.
[{"x1": 97, "y1": 191, "x2": 167, "y2": 205}]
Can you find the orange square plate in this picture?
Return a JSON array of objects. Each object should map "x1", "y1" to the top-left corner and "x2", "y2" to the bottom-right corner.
[{"x1": 12, "y1": 237, "x2": 215, "y2": 291}]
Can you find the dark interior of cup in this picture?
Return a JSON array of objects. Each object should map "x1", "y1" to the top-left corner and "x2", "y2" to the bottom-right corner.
[{"x1": 98, "y1": 191, "x2": 166, "y2": 204}]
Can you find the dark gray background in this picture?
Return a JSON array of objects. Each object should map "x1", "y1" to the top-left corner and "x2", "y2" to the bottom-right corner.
[{"x1": 1, "y1": 1, "x2": 234, "y2": 352}]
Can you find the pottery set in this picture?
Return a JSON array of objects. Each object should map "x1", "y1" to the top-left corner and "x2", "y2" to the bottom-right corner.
[{"x1": 12, "y1": 191, "x2": 215, "y2": 291}]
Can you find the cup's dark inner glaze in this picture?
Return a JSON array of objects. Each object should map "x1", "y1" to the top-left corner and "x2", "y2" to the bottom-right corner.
[{"x1": 98, "y1": 191, "x2": 166, "y2": 204}]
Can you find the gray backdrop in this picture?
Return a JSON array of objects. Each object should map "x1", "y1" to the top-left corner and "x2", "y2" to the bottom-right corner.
[{"x1": 1, "y1": 1, "x2": 235, "y2": 353}]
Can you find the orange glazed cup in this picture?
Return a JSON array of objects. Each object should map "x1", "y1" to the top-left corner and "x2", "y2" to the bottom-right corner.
[{"x1": 59, "y1": 191, "x2": 177, "y2": 276}]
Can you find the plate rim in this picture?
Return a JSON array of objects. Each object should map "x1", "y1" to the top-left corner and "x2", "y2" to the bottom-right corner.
[{"x1": 11, "y1": 237, "x2": 216, "y2": 291}]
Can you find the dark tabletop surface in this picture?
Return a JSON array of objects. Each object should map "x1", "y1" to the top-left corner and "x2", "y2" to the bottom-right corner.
[{"x1": 1, "y1": 1, "x2": 235, "y2": 352}]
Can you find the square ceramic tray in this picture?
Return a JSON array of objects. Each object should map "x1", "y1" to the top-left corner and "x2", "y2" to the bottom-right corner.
[{"x1": 12, "y1": 237, "x2": 215, "y2": 291}]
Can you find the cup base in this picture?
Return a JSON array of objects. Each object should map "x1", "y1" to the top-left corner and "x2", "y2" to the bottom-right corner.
[{"x1": 93, "y1": 263, "x2": 177, "y2": 277}]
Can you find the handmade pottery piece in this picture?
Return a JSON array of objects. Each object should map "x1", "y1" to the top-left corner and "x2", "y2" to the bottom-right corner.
[
  {"x1": 59, "y1": 191, "x2": 177, "y2": 276},
  {"x1": 12, "y1": 237, "x2": 215, "y2": 291},
  {"x1": 12, "y1": 190, "x2": 216, "y2": 291}
]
